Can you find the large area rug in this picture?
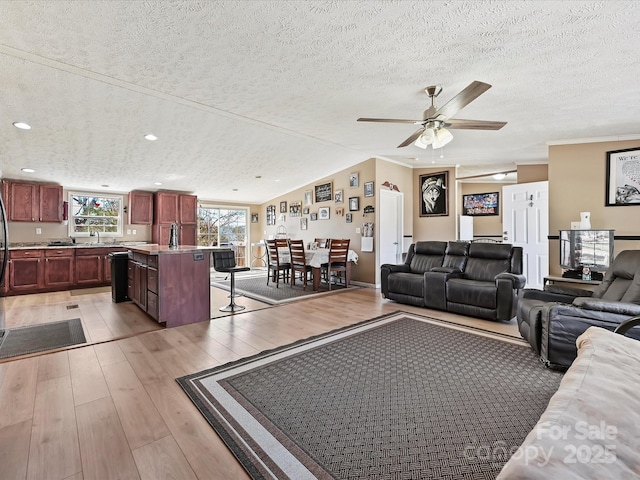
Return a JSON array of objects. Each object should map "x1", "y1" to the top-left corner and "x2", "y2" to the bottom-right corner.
[
  {"x1": 212, "y1": 273, "x2": 355, "y2": 305},
  {"x1": 177, "y1": 311, "x2": 563, "y2": 479},
  {"x1": 0, "y1": 318, "x2": 86, "y2": 359}
]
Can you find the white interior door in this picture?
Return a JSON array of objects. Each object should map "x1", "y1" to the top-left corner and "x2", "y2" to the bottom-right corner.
[
  {"x1": 502, "y1": 181, "x2": 549, "y2": 289},
  {"x1": 379, "y1": 190, "x2": 403, "y2": 283}
]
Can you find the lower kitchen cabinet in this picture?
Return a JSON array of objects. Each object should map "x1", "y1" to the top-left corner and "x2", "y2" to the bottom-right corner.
[
  {"x1": 9, "y1": 249, "x2": 44, "y2": 292},
  {"x1": 44, "y1": 249, "x2": 74, "y2": 288},
  {"x1": 128, "y1": 252, "x2": 149, "y2": 312},
  {"x1": 75, "y1": 247, "x2": 126, "y2": 286},
  {"x1": 6, "y1": 246, "x2": 127, "y2": 296}
]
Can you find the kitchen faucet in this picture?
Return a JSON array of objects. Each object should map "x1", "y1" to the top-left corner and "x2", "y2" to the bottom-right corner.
[{"x1": 90, "y1": 230, "x2": 100, "y2": 244}]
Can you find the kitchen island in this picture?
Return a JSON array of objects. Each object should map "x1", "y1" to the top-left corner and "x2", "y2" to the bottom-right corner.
[{"x1": 127, "y1": 245, "x2": 220, "y2": 328}]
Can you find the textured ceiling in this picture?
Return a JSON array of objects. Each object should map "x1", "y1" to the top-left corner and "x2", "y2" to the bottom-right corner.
[{"x1": 0, "y1": 0, "x2": 639, "y2": 203}]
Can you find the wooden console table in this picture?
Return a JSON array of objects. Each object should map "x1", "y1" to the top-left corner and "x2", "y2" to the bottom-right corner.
[{"x1": 544, "y1": 276, "x2": 601, "y2": 292}]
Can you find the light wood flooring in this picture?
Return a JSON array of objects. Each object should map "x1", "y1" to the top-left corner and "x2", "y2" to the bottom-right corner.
[{"x1": 0, "y1": 285, "x2": 520, "y2": 480}]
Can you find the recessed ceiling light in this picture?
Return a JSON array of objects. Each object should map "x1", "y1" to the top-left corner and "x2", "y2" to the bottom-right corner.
[
  {"x1": 21, "y1": 168, "x2": 35, "y2": 173},
  {"x1": 13, "y1": 122, "x2": 31, "y2": 130},
  {"x1": 101, "y1": 184, "x2": 109, "y2": 188},
  {"x1": 255, "y1": 175, "x2": 262, "y2": 179},
  {"x1": 154, "y1": 182, "x2": 162, "y2": 186},
  {"x1": 232, "y1": 188, "x2": 238, "y2": 191},
  {"x1": 144, "y1": 134, "x2": 158, "y2": 141}
]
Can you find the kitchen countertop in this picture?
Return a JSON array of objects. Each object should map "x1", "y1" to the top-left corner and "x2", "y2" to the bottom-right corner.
[
  {"x1": 9, "y1": 242, "x2": 154, "y2": 250},
  {"x1": 127, "y1": 245, "x2": 225, "y2": 255}
]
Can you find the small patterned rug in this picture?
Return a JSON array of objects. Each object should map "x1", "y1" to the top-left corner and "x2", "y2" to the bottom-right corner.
[
  {"x1": 212, "y1": 274, "x2": 354, "y2": 305},
  {"x1": 0, "y1": 318, "x2": 86, "y2": 359},
  {"x1": 177, "y1": 311, "x2": 563, "y2": 480}
]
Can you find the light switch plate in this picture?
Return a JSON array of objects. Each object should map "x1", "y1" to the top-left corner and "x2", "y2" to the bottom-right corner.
[
  {"x1": 355, "y1": 227, "x2": 361, "y2": 234},
  {"x1": 36, "y1": 228, "x2": 42, "y2": 234}
]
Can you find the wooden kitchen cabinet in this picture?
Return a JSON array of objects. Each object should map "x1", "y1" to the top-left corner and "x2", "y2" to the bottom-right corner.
[
  {"x1": 179, "y1": 194, "x2": 197, "y2": 224},
  {"x1": 75, "y1": 247, "x2": 126, "y2": 286},
  {"x1": 152, "y1": 192, "x2": 197, "y2": 246},
  {"x1": 128, "y1": 190, "x2": 154, "y2": 225},
  {"x1": 127, "y1": 246, "x2": 213, "y2": 327},
  {"x1": 6, "y1": 246, "x2": 126, "y2": 296},
  {"x1": 44, "y1": 249, "x2": 74, "y2": 288},
  {"x1": 9, "y1": 249, "x2": 44, "y2": 292},
  {"x1": 128, "y1": 252, "x2": 149, "y2": 312},
  {"x1": 6, "y1": 180, "x2": 62, "y2": 222}
]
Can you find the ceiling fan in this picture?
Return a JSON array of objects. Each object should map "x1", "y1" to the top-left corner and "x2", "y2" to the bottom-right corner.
[{"x1": 357, "y1": 81, "x2": 506, "y2": 149}]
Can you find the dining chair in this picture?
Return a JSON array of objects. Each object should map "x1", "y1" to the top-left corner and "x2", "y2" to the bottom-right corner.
[
  {"x1": 322, "y1": 238, "x2": 350, "y2": 290},
  {"x1": 266, "y1": 238, "x2": 291, "y2": 288},
  {"x1": 212, "y1": 249, "x2": 251, "y2": 312},
  {"x1": 314, "y1": 238, "x2": 329, "y2": 248},
  {"x1": 288, "y1": 239, "x2": 312, "y2": 289}
]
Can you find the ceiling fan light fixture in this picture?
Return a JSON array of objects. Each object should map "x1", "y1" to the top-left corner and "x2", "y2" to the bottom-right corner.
[
  {"x1": 414, "y1": 128, "x2": 436, "y2": 149},
  {"x1": 432, "y1": 127, "x2": 453, "y2": 149}
]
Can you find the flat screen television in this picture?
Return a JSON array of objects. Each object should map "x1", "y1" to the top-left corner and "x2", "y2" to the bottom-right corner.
[{"x1": 559, "y1": 229, "x2": 614, "y2": 276}]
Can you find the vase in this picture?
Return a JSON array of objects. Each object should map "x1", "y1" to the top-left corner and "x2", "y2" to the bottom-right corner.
[{"x1": 579, "y1": 212, "x2": 591, "y2": 230}]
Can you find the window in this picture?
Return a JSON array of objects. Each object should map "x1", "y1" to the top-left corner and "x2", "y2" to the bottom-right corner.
[
  {"x1": 198, "y1": 206, "x2": 248, "y2": 266},
  {"x1": 68, "y1": 192, "x2": 124, "y2": 237}
]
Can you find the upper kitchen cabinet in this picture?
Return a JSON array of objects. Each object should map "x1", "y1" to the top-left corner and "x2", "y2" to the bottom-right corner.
[
  {"x1": 152, "y1": 191, "x2": 197, "y2": 245},
  {"x1": 4, "y1": 180, "x2": 62, "y2": 222},
  {"x1": 179, "y1": 194, "x2": 197, "y2": 224},
  {"x1": 128, "y1": 190, "x2": 154, "y2": 225}
]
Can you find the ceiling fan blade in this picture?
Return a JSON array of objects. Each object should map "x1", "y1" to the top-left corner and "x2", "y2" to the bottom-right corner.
[
  {"x1": 446, "y1": 119, "x2": 507, "y2": 130},
  {"x1": 357, "y1": 117, "x2": 422, "y2": 124},
  {"x1": 432, "y1": 81, "x2": 492, "y2": 119},
  {"x1": 397, "y1": 128, "x2": 425, "y2": 148}
]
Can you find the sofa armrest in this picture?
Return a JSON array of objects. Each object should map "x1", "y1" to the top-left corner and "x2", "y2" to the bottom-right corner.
[
  {"x1": 496, "y1": 272, "x2": 526, "y2": 289},
  {"x1": 430, "y1": 266, "x2": 462, "y2": 274},
  {"x1": 380, "y1": 263, "x2": 412, "y2": 297},
  {"x1": 573, "y1": 297, "x2": 640, "y2": 316},
  {"x1": 423, "y1": 269, "x2": 463, "y2": 310},
  {"x1": 381, "y1": 263, "x2": 411, "y2": 274},
  {"x1": 545, "y1": 283, "x2": 594, "y2": 297},
  {"x1": 520, "y1": 288, "x2": 581, "y2": 305}
]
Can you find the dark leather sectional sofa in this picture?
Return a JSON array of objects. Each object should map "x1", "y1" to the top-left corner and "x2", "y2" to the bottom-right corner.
[{"x1": 381, "y1": 241, "x2": 526, "y2": 321}]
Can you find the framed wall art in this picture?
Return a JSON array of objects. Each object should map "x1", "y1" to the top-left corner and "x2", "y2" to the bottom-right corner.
[
  {"x1": 289, "y1": 201, "x2": 302, "y2": 217},
  {"x1": 334, "y1": 189, "x2": 344, "y2": 204},
  {"x1": 606, "y1": 147, "x2": 640, "y2": 206},
  {"x1": 266, "y1": 205, "x2": 276, "y2": 225},
  {"x1": 314, "y1": 181, "x2": 333, "y2": 203},
  {"x1": 335, "y1": 207, "x2": 344, "y2": 216},
  {"x1": 419, "y1": 171, "x2": 448, "y2": 217},
  {"x1": 462, "y1": 192, "x2": 500, "y2": 216},
  {"x1": 349, "y1": 172, "x2": 359, "y2": 188},
  {"x1": 280, "y1": 201, "x2": 287, "y2": 213},
  {"x1": 304, "y1": 190, "x2": 313, "y2": 206},
  {"x1": 346, "y1": 213, "x2": 352, "y2": 223},
  {"x1": 300, "y1": 217, "x2": 308, "y2": 230},
  {"x1": 251, "y1": 213, "x2": 258, "y2": 223},
  {"x1": 364, "y1": 181, "x2": 374, "y2": 197},
  {"x1": 310, "y1": 212, "x2": 318, "y2": 221},
  {"x1": 349, "y1": 196, "x2": 360, "y2": 211},
  {"x1": 318, "y1": 206, "x2": 330, "y2": 220}
]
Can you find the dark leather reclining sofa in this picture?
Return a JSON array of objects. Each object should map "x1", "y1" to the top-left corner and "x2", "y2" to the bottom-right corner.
[{"x1": 381, "y1": 241, "x2": 526, "y2": 321}]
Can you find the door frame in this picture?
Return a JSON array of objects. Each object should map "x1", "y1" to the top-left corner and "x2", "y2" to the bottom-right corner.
[{"x1": 378, "y1": 189, "x2": 404, "y2": 286}]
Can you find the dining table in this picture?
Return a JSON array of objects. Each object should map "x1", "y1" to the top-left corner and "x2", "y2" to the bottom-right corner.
[{"x1": 278, "y1": 247, "x2": 359, "y2": 291}]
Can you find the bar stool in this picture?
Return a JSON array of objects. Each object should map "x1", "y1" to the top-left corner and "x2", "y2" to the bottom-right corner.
[{"x1": 212, "y1": 249, "x2": 250, "y2": 312}]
